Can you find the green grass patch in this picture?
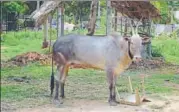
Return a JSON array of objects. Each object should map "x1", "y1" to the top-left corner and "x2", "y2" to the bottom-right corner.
[
  {"x1": 2, "y1": 63, "x2": 178, "y2": 103},
  {"x1": 1, "y1": 84, "x2": 48, "y2": 101},
  {"x1": 1, "y1": 31, "x2": 44, "y2": 61},
  {"x1": 1, "y1": 63, "x2": 51, "y2": 80},
  {"x1": 152, "y1": 33, "x2": 179, "y2": 64},
  {"x1": 117, "y1": 70, "x2": 178, "y2": 94}
]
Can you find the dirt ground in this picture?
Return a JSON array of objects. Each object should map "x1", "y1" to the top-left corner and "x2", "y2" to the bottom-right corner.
[{"x1": 15, "y1": 95, "x2": 179, "y2": 112}]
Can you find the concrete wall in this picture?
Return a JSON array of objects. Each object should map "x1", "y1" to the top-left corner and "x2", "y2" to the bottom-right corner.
[{"x1": 154, "y1": 24, "x2": 179, "y2": 36}]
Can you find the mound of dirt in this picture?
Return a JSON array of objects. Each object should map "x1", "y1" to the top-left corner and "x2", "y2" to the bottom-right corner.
[
  {"x1": 128, "y1": 57, "x2": 165, "y2": 69},
  {"x1": 1, "y1": 52, "x2": 52, "y2": 67},
  {"x1": 2, "y1": 52, "x2": 167, "y2": 70}
]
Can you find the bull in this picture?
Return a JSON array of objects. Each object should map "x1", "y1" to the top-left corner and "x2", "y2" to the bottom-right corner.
[{"x1": 50, "y1": 21, "x2": 150, "y2": 106}]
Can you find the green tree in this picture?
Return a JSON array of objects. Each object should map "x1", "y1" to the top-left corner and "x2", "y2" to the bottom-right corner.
[
  {"x1": 151, "y1": 1, "x2": 170, "y2": 24},
  {"x1": 2, "y1": 1, "x2": 28, "y2": 13},
  {"x1": 151, "y1": 1, "x2": 179, "y2": 24},
  {"x1": 168, "y1": 1, "x2": 179, "y2": 24},
  {"x1": 64, "y1": 1, "x2": 91, "y2": 24},
  {"x1": 1, "y1": 1, "x2": 28, "y2": 20}
]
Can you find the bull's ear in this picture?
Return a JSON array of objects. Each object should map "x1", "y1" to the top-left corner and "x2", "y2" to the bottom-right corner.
[
  {"x1": 124, "y1": 36, "x2": 131, "y2": 42},
  {"x1": 142, "y1": 37, "x2": 151, "y2": 44}
]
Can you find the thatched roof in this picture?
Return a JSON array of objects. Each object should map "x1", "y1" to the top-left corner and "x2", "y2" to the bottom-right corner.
[
  {"x1": 111, "y1": 1, "x2": 160, "y2": 20},
  {"x1": 30, "y1": 1, "x2": 160, "y2": 26},
  {"x1": 30, "y1": 1, "x2": 62, "y2": 27}
]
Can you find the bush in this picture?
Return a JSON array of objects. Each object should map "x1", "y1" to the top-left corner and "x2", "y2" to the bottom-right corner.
[
  {"x1": 152, "y1": 31, "x2": 179, "y2": 64},
  {"x1": 151, "y1": 46, "x2": 163, "y2": 57}
]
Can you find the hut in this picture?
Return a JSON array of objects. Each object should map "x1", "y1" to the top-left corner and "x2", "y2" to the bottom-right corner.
[{"x1": 30, "y1": 0, "x2": 160, "y2": 58}]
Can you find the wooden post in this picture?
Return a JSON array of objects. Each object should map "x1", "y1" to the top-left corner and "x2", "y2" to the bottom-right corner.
[
  {"x1": 36, "y1": 1, "x2": 40, "y2": 31},
  {"x1": 114, "y1": 9, "x2": 117, "y2": 31},
  {"x1": 57, "y1": 5, "x2": 64, "y2": 38},
  {"x1": 97, "y1": 1, "x2": 101, "y2": 28},
  {"x1": 148, "y1": 18, "x2": 152, "y2": 59},
  {"x1": 49, "y1": 14, "x2": 53, "y2": 52},
  {"x1": 106, "y1": 0, "x2": 112, "y2": 35},
  {"x1": 61, "y1": 5, "x2": 64, "y2": 36},
  {"x1": 57, "y1": 7, "x2": 61, "y2": 38},
  {"x1": 37, "y1": 1, "x2": 40, "y2": 10},
  {"x1": 42, "y1": 19, "x2": 48, "y2": 48},
  {"x1": 124, "y1": 18, "x2": 128, "y2": 36},
  {"x1": 121, "y1": 16, "x2": 122, "y2": 35}
]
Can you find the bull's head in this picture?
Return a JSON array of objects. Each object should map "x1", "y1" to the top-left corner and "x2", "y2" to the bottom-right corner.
[{"x1": 125, "y1": 18, "x2": 150, "y2": 63}]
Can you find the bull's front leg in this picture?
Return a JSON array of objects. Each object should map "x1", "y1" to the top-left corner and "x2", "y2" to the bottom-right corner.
[{"x1": 106, "y1": 68, "x2": 118, "y2": 106}]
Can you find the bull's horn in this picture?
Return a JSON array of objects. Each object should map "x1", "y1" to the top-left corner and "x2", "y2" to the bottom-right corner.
[
  {"x1": 130, "y1": 19, "x2": 135, "y2": 36},
  {"x1": 135, "y1": 17, "x2": 143, "y2": 35}
]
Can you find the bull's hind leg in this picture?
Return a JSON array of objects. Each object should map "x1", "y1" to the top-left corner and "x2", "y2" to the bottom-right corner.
[
  {"x1": 60, "y1": 64, "x2": 70, "y2": 98},
  {"x1": 54, "y1": 65, "x2": 63, "y2": 102},
  {"x1": 106, "y1": 68, "x2": 118, "y2": 106}
]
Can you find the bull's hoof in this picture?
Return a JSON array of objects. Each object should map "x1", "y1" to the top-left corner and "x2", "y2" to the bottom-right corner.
[
  {"x1": 109, "y1": 100, "x2": 118, "y2": 106},
  {"x1": 53, "y1": 99, "x2": 63, "y2": 106},
  {"x1": 109, "y1": 99, "x2": 119, "y2": 106}
]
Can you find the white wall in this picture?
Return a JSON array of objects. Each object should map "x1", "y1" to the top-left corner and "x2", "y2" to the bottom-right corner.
[
  {"x1": 154, "y1": 24, "x2": 179, "y2": 36},
  {"x1": 174, "y1": 11, "x2": 179, "y2": 20}
]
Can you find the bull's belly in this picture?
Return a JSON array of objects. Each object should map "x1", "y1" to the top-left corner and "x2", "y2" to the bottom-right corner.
[{"x1": 69, "y1": 60, "x2": 105, "y2": 70}]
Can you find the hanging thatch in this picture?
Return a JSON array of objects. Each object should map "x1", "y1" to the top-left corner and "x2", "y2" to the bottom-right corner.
[
  {"x1": 111, "y1": 1, "x2": 160, "y2": 20},
  {"x1": 30, "y1": 1, "x2": 62, "y2": 27},
  {"x1": 30, "y1": 1, "x2": 160, "y2": 27}
]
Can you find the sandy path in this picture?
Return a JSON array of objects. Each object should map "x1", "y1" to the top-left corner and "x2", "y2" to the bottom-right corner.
[
  {"x1": 15, "y1": 96, "x2": 179, "y2": 112},
  {"x1": 14, "y1": 94, "x2": 179, "y2": 112},
  {"x1": 16, "y1": 99, "x2": 148, "y2": 112}
]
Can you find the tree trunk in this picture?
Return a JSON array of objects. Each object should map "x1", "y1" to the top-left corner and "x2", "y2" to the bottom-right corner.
[{"x1": 86, "y1": 0, "x2": 98, "y2": 36}]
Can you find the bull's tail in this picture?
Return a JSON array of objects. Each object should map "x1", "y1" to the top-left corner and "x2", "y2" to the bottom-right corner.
[{"x1": 50, "y1": 52, "x2": 55, "y2": 96}]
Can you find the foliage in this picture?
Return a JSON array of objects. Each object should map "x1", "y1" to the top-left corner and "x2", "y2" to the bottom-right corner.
[
  {"x1": 1, "y1": 30, "x2": 44, "y2": 61},
  {"x1": 0, "y1": 1, "x2": 29, "y2": 22},
  {"x1": 151, "y1": 1, "x2": 170, "y2": 24},
  {"x1": 64, "y1": 1, "x2": 91, "y2": 24},
  {"x1": 151, "y1": 1, "x2": 179, "y2": 24},
  {"x1": 1, "y1": 1, "x2": 28, "y2": 14},
  {"x1": 152, "y1": 30, "x2": 179, "y2": 64}
]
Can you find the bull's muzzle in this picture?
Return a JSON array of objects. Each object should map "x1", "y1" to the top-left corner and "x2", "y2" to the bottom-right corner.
[{"x1": 133, "y1": 56, "x2": 142, "y2": 63}]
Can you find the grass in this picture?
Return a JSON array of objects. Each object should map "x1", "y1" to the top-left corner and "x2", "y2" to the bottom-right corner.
[
  {"x1": 1, "y1": 30, "x2": 43, "y2": 61},
  {"x1": 152, "y1": 31, "x2": 179, "y2": 64},
  {"x1": 1, "y1": 30, "x2": 179, "y2": 110},
  {"x1": 1, "y1": 62, "x2": 179, "y2": 102}
]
